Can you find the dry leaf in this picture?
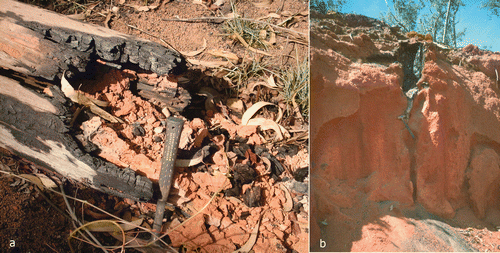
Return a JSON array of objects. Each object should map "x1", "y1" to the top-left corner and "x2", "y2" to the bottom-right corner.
[
  {"x1": 177, "y1": 76, "x2": 190, "y2": 84},
  {"x1": 247, "y1": 118, "x2": 290, "y2": 141},
  {"x1": 233, "y1": 33, "x2": 272, "y2": 56},
  {"x1": 61, "y1": 71, "x2": 78, "y2": 102},
  {"x1": 268, "y1": 31, "x2": 276, "y2": 45},
  {"x1": 252, "y1": 0, "x2": 272, "y2": 8},
  {"x1": 233, "y1": 32, "x2": 250, "y2": 47},
  {"x1": 258, "y1": 13, "x2": 280, "y2": 20},
  {"x1": 109, "y1": 233, "x2": 166, "y2": 253},
  {"x1": 61, "y1": 71, "x2": 123, "y2": 123},
  {"x1": 280, "y1": 184, "x2": 293, "y2": 212},
  {"x1": 137, "y1": 5, "x2": 158, "y2": 11},
  {"x1": 19, "y1": 173, "x2": 57, "y2": 189},
  {"x1": 118, "y1": 0, "x2": 126, "y2": 4},
  {"x1": 67, "y1": 13, "x2": 86, "y2": 20},
  {"x1": 104, "y1": 12, "x2": 113, "y2": 29},
  {"x1": 125, "y1": 4, "x2": 159, "y2": 11},
  {"x1": 247, "y1": 81, "x2": 275, "y2": 92},
  {"x1": 88, "y1": 104, "x2": 123, "y2": 124},
  {"x1": 198, "y1": 87, "x2": 221, "y2": 112},
  {"x1": 0, "y1": 163, "x2": 12, "y2": 172},
  {"x1": 227, "y1": 98, "x2": 245, "y2": 114},
  {"x1": 180, "y1": 38, "x2": 207, "y2": 57},
  {"x1": 275, "y1": 103, "x2": 284, "y2": 123},
  {"x1": 188, "y1": 59, "x2": 232, "y2": 68},
  {"x1": 213, "y1": 0, "x2": 224, "y2": 6},
  {"x1": 278, "y1": 15, "x2": 297, "y2": 27},
  {"x1": 232, "y1": 210, "x2": 267, "y2": 253},
  {"x1": 291, "y1": 95, "x2": 305, "y2": 122},
  {"x1": 85, "y1": 218, "x2": 144, "y2": 232},
  {"x1": 87, "y1": 1, "x2": 100, "y2": 10},
  {"x1": 266, "y1": 74, "x2": 277, "y2": 88},
  {"x1": 61, "y1": 72, "x2": 109, "y2": 107},
  {"x1": 259, "y1": 30, "x2": 267, "y2": 40},
  {"x1": 175, "y1": 155, "x2": 204, "y2": 167},
  {"x1": 261, "y1": 156, "x2": 272, "y2": 174},
  {"x1": 241, "y1": 102, "x2": 275, "y2": 125},
  {"x1": 162, "y1": 107, "x2": 171, "y2": 118},
  {"x1": 206, "y1": 50, "x2": 240, "y2": 64}
]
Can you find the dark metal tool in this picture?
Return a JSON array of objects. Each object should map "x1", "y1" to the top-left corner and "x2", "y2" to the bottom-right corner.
[{"x1": 152, "y1": 117, "x2": 184, "y2": 240}]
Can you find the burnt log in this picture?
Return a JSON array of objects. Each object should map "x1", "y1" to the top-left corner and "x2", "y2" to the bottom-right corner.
[
  {"x1": 0, "y1": 70, "x2": 153, "y2": 201},
  {"x1": 0, "y1": 0, "x2": 192, "y2": 201},
  {"x1": 0, "y1": 0, "x2": 187, "y2": 80}
]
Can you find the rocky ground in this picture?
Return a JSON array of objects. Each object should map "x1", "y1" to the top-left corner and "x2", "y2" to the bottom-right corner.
[
  {"x1": 310, "y1": 10, "x2": 500, "y2": 252},
  {"x1": 0, "y1": 0, "x2": 309, "y2": 252}
]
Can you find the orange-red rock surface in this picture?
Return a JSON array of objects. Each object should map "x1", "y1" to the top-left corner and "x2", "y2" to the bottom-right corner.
[{"x1": 311, "y1": 11, "x2": 500, "y2": 251}]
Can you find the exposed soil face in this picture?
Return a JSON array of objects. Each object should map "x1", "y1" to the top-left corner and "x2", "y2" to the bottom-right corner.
[
  {"x1": 2, "y1": 0, "x2": 309, "y2": 252},
  {"x1": 311, "y1": 10, "x2": 500, "y2": 252}
]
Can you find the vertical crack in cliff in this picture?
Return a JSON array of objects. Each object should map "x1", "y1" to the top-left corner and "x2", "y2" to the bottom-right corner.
[
  {"x1": 398, "y1": 41, "x2": 425, "y2": 92},
  {"x1": 396, "y1": 41, "x2": 426, "y2": 203},
  {"x1": 409, "y1": 141, "x2": 418, "y2": 203},
  {"x1": 397, "y1": 41, "x2": 426, "y2": 136}
]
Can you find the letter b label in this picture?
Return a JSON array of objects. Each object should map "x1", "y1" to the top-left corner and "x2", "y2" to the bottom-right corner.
[{"x1": 320, "y1": 239, "x2": 326, "y2": 248}]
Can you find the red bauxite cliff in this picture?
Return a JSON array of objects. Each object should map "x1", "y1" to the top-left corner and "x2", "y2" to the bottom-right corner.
[{"x1": 311, "y1": 11, "x2": 500, "y2": 252}]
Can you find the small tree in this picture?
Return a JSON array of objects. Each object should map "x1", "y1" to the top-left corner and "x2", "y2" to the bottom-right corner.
[
  {"x1": 381, "y1": 0, "x2": 424, "y2": 32},
  {"x1": 317, "y1": 1, "x2": 327, "y2": 14},
  {"x1": 327, "y1": 0, "x2": 347, "y2": 12},
  {"x1": 481, "y1": 0, "x2": 500, "y2": 17},
  {"x1": 311, "y1": 0, "x2": 328, "y2": 14},
  {"x1": 420, "y1": 0, "x2": 464, "y2": 46},
  {"x1": 382, "y1": 0, "x2": 465, "y2": 47}
]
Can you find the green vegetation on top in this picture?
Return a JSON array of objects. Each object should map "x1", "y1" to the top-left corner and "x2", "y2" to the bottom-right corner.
[{"x1": 311, "y1": 0, "x2": 500, "y2": 49}]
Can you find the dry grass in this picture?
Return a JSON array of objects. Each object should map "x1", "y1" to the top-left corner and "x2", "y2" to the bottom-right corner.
[{"x1": 279, "y1": 57, "x2": 309, "y2": 120}]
